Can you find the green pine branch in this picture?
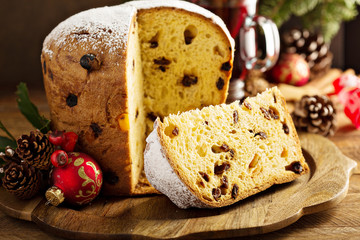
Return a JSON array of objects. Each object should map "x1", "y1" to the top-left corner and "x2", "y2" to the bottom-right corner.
[{"x1": 258, "y1": 0, "x2": 359, "y2": 42}]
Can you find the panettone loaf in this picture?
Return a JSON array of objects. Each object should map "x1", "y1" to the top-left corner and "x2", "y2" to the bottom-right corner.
[
  {"x1": 144, "y1": 87, "x2": 309, "y2": 208},
  {"x1": 41, "y1": 0, "x2": 234, "y2": 195}
]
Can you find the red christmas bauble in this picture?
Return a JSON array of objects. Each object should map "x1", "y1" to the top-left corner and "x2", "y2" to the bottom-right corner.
[
  {"x1": 46, "y1": 152, "x2": 102, "y2": 206},
  {"x1": 271, "y1": 53, "x2": 310, "y2": 86}
]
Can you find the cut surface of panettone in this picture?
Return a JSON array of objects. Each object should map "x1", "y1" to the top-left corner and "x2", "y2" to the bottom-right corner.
[
  {"x1": 41, "y1": 0, "x2": 234, "y2": 195},
  {"x1": 145, "y1": 87, "x2": 309, "y2": 208}
]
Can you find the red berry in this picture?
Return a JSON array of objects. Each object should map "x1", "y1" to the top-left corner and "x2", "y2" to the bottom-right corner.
[
  {"x1": 49, "y1": 130, "x2": 65, "y2": 146},
  {"x1": 51, "y1": 150, "x2": 69, "y2": 168},
  {"x1": 61, "y1": 132, "x2": 78, "y2": 152}
]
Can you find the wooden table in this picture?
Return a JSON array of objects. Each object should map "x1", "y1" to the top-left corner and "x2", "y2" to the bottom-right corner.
[{"x1": 0, "y1": 86, "x2": 359, "y2": 240}]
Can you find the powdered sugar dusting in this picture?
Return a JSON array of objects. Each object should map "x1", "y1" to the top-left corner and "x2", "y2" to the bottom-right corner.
[
  {"x1": 43, "y1": 0, "x2": 234, "y2": 59},
  {"x1": 43, "y1": 6, "x2": 136, "y2": 57},
  {"x1": 144, "y1": 121, "x2": 209, "y2": 209}
]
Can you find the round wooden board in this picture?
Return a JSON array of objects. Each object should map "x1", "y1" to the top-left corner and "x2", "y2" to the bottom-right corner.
[{"x1": 0, "y1": 133, "x2": 357, "y2": 239}]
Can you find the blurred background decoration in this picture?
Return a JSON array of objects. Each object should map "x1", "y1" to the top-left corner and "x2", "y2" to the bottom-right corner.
[
  {"x1": 259, "y1": 0, "x2": 360, "y2": 43},
  {"x1": 0, "y1": 0, "x2": 360, "y2": 91}
]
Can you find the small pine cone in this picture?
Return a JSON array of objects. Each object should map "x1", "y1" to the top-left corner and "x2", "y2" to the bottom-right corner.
[
  {"x1": 16, "y1": 130, "x2": 54, "y2": 170},
  {"x1": 0, "y1": 146, "x2": 22, "y2": 165},
  {"x1": 292, "y1": 95, "x2": 337, "y2": 136},
  {"x1": 2, "y1": 161, "x2": 41, "y2": 200},
  {"x1": 281, "y1": 29, "x2": 333, "y2": 79}
]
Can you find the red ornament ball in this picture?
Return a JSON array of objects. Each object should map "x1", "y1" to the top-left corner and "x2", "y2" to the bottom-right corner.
[
  {"x1": 46, "y1": 152, "x2": 103, "y2": 206},
  {"x1": 271, "y1": 53, "x2": 310, "y2": 86}
]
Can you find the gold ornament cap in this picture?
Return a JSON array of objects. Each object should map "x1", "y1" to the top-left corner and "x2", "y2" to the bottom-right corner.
[{"x1": 45, "y1": 186, "x2": 65, "y2": 206}]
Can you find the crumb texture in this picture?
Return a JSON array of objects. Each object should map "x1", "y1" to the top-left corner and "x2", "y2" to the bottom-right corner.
[
  {"x1": 137, "y1": 7, "x2": 232, "y2": 134},
  {"x1": 145, "y1": 87, "x2": 309, "y2": 208}
]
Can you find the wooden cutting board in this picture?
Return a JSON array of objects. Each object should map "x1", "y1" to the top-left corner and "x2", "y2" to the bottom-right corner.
[{"x1": 0, "y1": 133, "x2": 356, "y2": 240}]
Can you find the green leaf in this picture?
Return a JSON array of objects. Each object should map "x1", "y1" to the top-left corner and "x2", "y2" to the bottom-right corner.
[
  {"x1": 0, "y1": 121, "x2": 15, "y2": 141},
  {"x1": 16, "y1": 82, "x2": 51, "y2": 134},
  {"x1": 0, "y1": 136, "x2": 17, "y2": 153}
]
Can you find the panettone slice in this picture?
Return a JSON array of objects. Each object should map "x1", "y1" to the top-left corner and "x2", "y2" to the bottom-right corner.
[{"x1": 145, "y1": 87, "x2": 309, "y2": 208}]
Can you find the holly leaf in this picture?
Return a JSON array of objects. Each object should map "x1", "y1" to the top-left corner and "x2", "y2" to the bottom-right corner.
[
  {"x1": 16, "y1": 82, "x2": 51, "y2": 134},
  {"x1": 0, "y1": 136, "x2": 17, "y2": 153},
  {"x1": 0, "y1": 121, "x2": 15, "y2": 141},
  {"x1": 0, "y1": 121, "x2": 17, "y2": 153}
]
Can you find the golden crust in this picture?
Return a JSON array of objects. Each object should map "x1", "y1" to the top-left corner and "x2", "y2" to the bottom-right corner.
[{"x1": 42, "y1": 33, "x2": 135, "y2": 195}]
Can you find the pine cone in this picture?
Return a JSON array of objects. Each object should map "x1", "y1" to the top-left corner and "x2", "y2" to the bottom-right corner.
[
  {"x1": 16, "y1": 130, "x2": 54, "y2": 170},
  {"x1": 282, "y1": 29, "x2": 333, "y2": 79},
  {"x1": 292, "y1": 95, "x2": 337, "y2": 136},
  {"x1": 0, "y1": 146, "x2": 22, "y2": 165},
  {"x1": 2, "y1": 161, "x2": 41, "y2": 200}
]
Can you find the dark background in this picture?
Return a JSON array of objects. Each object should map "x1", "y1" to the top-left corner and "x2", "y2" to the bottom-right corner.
[{"x1": 0, "y1": 1, "x2": 359, "y2": 92}]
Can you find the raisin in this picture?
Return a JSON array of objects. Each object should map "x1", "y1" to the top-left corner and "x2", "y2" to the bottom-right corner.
[
  {"x1": 172, "y1": 127, "x2": 179, "y2": 136},
  {"x1": 147, "y1": 112, "x2": 157, "y2": 122},
  {"x1": 153, "y1": 57, "x2": 171, "y2": 65},
  {"x1": 231, "y1": 184, "x2": 239, "y2": 199},
  {"x1": 90, "y1": 123, "x2": 103, "y2": 139},
  {"x1": 199, "y1": 172, "x2": 210, "y2": 182},
  {"x1": 80, "y1": 53, "x2": 101, "y2": 71},
  {"x1": 273, "y1": 94, "x2": 277, "y2": 103},
  {"x1": 212, "y1": 144, "x2": 231, "y2": 153},
  {"x1": 43, "y1": 61, "x2": 46, "y2": 74},
  {"x1": 292, "y1": 162, "x2": 303, "y2": 173},
  {"x1": 212, "y1": 188, "x2": 221, "y2": 201},
  {"x1": 244, "y1": 102, "x2": 252, "y2": 110},
  {"x1": 214, "y1": 162, "x2": 230, "y2": 175},
  {"x1": 220, "y1": 143, "x2": 230, "y2": 152},
  {"x1": 221, "y1": 62, "x2": 231, "y2": 71},
  {"x1": 220, "y1": 176, "x2": 229, "y2": 189},
  {"x1": 204, "y1": 121, "x2": 209, "y2": 125},
  {"x1": 268, "y1": 108, "x2": 279, "y2": 120},
  {"x1": 229, "y1": 149, "x2": 235, "y2": 158},
  {"x1": 199, "y1": 181, "x2": 205, "y2": 187},
  {"x1": 233, "y1": 110, "x2": 239, "y2": 124},
  {"x1": 48, "y1": 69, "x2": 53, "y2": 80},
  {"x1": 159, "y1": 66, "x2": 166, "y2": 72},
  {"x1": 104, "y1": 171, "x2": 119, "y2": 185},
  {"x1": 66, "y1": 94, "x2": 78, "y2": 107},
  {"x1": 286, "y1": 161, "x2": 303, "y2": 174},
  {"x1": 182, "y1": 75, "x2": 198, "y2": 87},
  {"x1": 150, "y1": 41, "x2": 158, "y2": 48},
  {"x1": 283, "y1": 123, "x2": 290, "y2": 134},
  {"x1": 216, "y1": 77, "x2": 225, "y2": 90},
  {"x1": 254, "y1": 132, "x2": 267, "y2": 139},
  {"x1": 260, "y1": 107, "x2": 271, "y2": 120},
  {"x1": 185, "y1": 36, "x2": 193, "y2": 45}
]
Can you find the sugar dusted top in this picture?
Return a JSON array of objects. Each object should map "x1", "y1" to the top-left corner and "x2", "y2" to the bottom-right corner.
[
  {"x1": 42, "y1": 0, "x2": 234, "y2": 58},
  {"x1": 42, "y1": 5, "x2": 136, "y2": 57}
]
